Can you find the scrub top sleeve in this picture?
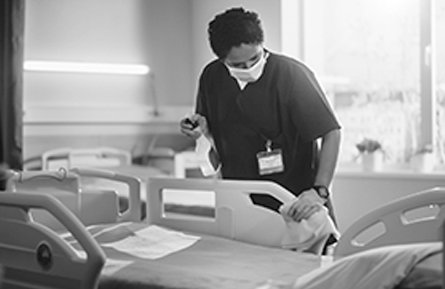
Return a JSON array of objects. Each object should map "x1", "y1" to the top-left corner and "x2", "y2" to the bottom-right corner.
[
  {"x1": 195, "y1": 72, "x2": 208, "y2": 117},
  {"x1": 288, "y1": 67, "x2": 341, "y2": 142},
  {"x1": 195, "y1": 70, "x2": 217, "y2": 137}
]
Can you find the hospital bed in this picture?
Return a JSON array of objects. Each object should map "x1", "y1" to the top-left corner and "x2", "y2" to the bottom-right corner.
[
  {"x1": 41, "y1": 147, "x2": 133, "y2": 170},
  {"x1": 41, "y1": 146, "x2": 173, "y2": 174},
  {"x1": 0, "y1": 176, "x2": 444, "y2": 289},
  {"x1": 40, "y1": 146, "x2": 169, "y2": 187},
  {"x1": 38, "y1": 146, "x2": 172, "y2": 215},
  {"x1": 3, "y1": 170, "x2": 312, "y2": 247}
]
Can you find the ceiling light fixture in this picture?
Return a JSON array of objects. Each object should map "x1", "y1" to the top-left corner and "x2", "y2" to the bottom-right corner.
[{"x1": 24, "y1": 61, "x2": 150, "y2": 75}]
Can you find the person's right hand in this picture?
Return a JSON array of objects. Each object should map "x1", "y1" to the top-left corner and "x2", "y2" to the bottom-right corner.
[{"x1": 179, "y1": 114, "x2": 208, "y2": 140}]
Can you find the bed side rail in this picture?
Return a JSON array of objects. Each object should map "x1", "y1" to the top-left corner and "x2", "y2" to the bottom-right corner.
[
  {"x1": 0, "y1": 192, "x2": 105, "y2": 289},
  {"x1": 146, "y1": 177, "x2": 296, "y2": 248},
  {"x1": 335, "y1": 187, "x2": 445, "y2": 257}
]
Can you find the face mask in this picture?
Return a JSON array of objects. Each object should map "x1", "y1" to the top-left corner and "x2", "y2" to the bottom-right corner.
[{"x1": 226, "y1": 51, "x2": 267, "y2": 83}]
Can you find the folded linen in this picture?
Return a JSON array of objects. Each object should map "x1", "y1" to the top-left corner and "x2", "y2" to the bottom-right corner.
[{"x1": 279, "y1": 202, "x2": 339, "y2": 252}]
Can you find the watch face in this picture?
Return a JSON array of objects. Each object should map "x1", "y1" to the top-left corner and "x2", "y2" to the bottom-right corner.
[
  {"x1": 315, "y1": 186, "x2": 329, "y2": 198},
  {"x1": 320, "y1": 188, "x2": 329, "y2": 198}
]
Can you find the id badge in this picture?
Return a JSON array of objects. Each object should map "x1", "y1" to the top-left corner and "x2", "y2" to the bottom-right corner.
[{"x1": 256, "y1": 148, "x2": 285, "y2": 175}]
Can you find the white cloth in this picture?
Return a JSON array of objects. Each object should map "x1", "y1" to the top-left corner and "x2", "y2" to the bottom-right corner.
[
  {"x1": 255, "y1": 242, "x2": 442, "y2": 289},
  {"x1": 279, "y1": 202, "x2": 339, "y2": 251},
  {"x1": 195, "y1": 134, "x2": 219, "y2": 177},
  {"x1": 293, "y1": 242, "x2": 442, "y2": 289}
]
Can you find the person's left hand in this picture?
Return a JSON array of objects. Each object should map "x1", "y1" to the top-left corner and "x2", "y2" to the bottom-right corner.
[
  {"x1": 285, "y1": 189, "x2": 324, "y2": 222},
  {"x1": 179, "y1": 113, "x2": 209, "y2": 140}
]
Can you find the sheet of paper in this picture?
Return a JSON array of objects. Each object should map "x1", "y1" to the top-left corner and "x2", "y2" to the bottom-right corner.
[{"x1": 101, "y1": 225, "x2": 200, "y2": 259}]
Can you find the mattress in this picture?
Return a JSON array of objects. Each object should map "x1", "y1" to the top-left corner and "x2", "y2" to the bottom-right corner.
[
  {"x1": 63, "y1": 222, "x2": 322, "y2": 289},
  {"x1": 61, "y1": 221, "x2": 443, "y2": 289}
]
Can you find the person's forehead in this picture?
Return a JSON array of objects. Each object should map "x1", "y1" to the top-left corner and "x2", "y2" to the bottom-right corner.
[{"x1": 225, "y1": 43, "x2": 262, "y2": 64}]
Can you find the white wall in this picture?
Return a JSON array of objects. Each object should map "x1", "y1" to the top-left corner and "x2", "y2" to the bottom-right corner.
[
  {"x1": 24, "y1": 0, "x2": 285, "y2": 113},
  {"x1": 24, "y1": 0, "x2": 195, "y2": 108},
  {"x1": 23, "y1": 0, "x2": 286, "y2": 162},
  {"x1": 23, "y1": 0, "x2": 197, "y2": 161}
]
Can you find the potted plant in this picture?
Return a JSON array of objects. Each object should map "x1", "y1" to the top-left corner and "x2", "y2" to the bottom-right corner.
[
  {"x1": 410, "y1": 144, "x2": 435, "y2": 172},
  {"x1": 356, "y1": 138, "x2": 384, "y2": 171}
]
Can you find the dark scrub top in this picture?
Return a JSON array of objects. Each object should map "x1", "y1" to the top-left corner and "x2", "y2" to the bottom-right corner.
[{"x1": 196, "y1": 51, "x2": 341, "y2": 198}]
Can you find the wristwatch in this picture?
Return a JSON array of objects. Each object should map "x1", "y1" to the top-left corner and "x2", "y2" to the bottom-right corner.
[{"x1": 312, "y1": 185, "x2": 330, "y2": 199}]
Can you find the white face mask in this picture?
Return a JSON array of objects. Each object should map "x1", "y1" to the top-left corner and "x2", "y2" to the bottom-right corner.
[{"x1": 226, "y1": 52, "x2": 267, "y2": 83}]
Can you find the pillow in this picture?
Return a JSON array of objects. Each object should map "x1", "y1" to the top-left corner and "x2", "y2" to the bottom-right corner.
[
  {"x1": 395, "y1": 250, "x2": 442, "y2": 289},
  {"x1": 290, "y1": 242, "x2": 442, "y2": 289}
]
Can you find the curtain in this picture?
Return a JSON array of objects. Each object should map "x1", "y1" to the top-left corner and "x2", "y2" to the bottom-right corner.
[{"x1": 0, "y1": 0, "x2": 24, "y2": 189}]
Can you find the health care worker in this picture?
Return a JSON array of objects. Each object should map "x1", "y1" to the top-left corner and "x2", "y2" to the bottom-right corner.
[{"x1": 180, "y1": 7, "x2": 341, "y2": 228}]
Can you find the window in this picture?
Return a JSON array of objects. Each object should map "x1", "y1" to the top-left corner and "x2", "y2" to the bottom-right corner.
[
  {"x1": 302, "y1": 0, "x2": 444, "y2": 167},
  {"x1": 436, "y1": 0, "x2": 445, "y2": 164}
]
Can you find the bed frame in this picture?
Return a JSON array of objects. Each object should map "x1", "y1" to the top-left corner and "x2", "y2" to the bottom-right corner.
[
  {"x1": 1, "y1": 176, "x2": 445, "y2": 288},
  {"x1": 5, "y1": 171, "x2": 304, "y2": 249},
  {"x1": 0, "y1": 176, "x2": 312, "y2": 289}
]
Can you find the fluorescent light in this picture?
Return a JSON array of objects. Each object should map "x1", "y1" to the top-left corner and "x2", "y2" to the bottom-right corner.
[{"x1": 24, "y1": 61, "x2": 150, "y2": 75}]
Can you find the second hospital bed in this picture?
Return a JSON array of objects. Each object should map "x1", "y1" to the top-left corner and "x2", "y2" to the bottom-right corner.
[{"x1": 0, "y1": 172, "x2": 444, "y2": 289}]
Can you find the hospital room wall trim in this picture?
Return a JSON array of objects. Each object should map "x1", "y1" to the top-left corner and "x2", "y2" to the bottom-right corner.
[
  {"x1": 23, "y1": 105, "x2": 192, "y2": 124},
  {"x1": 23, "y1": 105, "x2": 193, "y2": 136}
]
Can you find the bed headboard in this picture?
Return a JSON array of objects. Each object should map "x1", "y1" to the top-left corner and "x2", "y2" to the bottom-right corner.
[
  {"x1": 146, "y1": 177, "x2": 296, "y2": 248},
  {"x1": 6, "y1": 168, "x2": 142, "y2": 230},
  {"x1": 70, "y1": 167, "x2": 143, "y2": 222},
  {"x1": 0, "y1": 192, "x2": 105, "y2": 289},
  {"x1": 335, "y1": 187, "x2": 445, "y2": 257},
  {"x1": 41, "y1": 147, "x2": 131, "y2": 170}
]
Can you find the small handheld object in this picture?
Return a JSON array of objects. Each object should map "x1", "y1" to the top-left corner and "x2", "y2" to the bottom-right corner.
[{"x1": 184, "y1": 118, "x2": 199, "y2": 129}]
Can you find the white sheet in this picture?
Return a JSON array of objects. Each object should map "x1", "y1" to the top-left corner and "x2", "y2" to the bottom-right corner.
[
  {"x1": 100, "y1": 224, "x2": 200, "y2": 259},
  {"x1": 256, "y1": 242, "x2": 442, "y2": 289}
]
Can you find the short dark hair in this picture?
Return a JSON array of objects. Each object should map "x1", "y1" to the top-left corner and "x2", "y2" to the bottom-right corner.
[{"x1": 208, "y1": 7, "x2": 264, "y2": 59}]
